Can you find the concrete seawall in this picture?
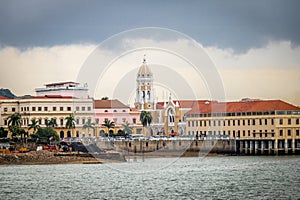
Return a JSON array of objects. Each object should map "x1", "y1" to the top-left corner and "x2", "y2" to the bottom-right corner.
[{"x1": 91, "y1": 138, "x2": 300, "y2": 156}]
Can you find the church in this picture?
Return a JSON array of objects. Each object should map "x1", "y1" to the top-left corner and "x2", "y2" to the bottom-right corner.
[{"x1": 134, "y1": 57, "x2": 192, "y2": 136}]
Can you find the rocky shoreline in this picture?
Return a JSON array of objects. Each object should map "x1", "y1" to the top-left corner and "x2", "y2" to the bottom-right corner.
[{"x1": 0, "y1": 150, "x2": 126, "y2": 165}]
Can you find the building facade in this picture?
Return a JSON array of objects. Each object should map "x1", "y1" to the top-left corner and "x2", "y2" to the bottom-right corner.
[
  {"x1": 185, "y1": 99, "x2": 300, "y2": 154},
  {"x1": 0, "y1": 82, "x2": 94, "y2": 138}
]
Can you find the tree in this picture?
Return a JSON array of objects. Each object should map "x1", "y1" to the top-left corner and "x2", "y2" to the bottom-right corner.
[
  {"x1": 65, "y1": 114, "x2": 76, "y2": 137},
  {"x1": 32, "y1": 127, "x2": 59, "y2": 143},
  {"x1": 7, "y1": 113, "x2": 21, "y2": 138},
  {"x1": 28, "y1": 119, "x2": 40, "y2": 134},
  {"x1": 46, "y1": 118, "x2": 57, "y2": 128},
  {"x1": 122, "y1": 121, "x2": 132, "y2": 137},
  {"x1": 83, "y1": 120, "x2": 95, "y2": 137},
  {"x1": 102, "y1": 119, "x2": 115, "y2": 137},
  {"x1": 140, "y1": 111, "x2": 152, "y2": 136},
  {"x1": 7, "y1": 113, "x2": 21, "y2": 127}
]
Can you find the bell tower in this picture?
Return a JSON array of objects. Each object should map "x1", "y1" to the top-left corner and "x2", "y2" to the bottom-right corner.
[{"x1": 135, "y1": 56, "x2": 154, "y2": 110}]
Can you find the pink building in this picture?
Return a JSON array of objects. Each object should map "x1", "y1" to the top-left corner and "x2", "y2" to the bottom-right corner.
[{"x1": 94, "y1": 99, "x2": 142, "y2": 134}]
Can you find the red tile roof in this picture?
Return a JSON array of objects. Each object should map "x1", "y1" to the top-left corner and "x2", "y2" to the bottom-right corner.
[
  {"x1": 187, "y1": 100, "x2": 300, "y2": 114},
  {"x1": 157, "y1": 100, "x2": 207, "y2": 109},
  {"x1": 94, "y1": 99, "x2": 129, "y2": 109}
]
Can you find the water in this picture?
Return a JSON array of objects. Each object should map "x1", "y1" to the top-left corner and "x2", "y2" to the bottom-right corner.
[{"x1": 0, "y1": 156, "x2": 299, "y2": 199}]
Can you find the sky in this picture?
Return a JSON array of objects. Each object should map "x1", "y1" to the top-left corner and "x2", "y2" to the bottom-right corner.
[{"x1": 0, "y1": 0, "x2": 300, "y2": 106}]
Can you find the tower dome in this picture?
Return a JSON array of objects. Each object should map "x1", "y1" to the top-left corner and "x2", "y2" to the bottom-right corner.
[{"x1": 137, "y1": 57, "x2": 152, "y2": 76}]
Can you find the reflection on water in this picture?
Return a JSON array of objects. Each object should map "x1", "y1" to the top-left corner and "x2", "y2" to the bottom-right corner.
[{"x1": 0, "y1": 156, "x2": 299, "y2": 199}]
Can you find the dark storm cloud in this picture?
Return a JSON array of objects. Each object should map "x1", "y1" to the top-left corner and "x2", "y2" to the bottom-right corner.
[{"x1": 0, "y1": 0, "x2": 299, "y2": 52}]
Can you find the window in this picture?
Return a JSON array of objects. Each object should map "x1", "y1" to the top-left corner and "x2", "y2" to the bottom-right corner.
[
  {"x1": 287, "y1": 129, "x2": 291, "y2": 136},
  {"x1": 188, "y1": 121, "x2": 190, "y2": 127},
  {"x1": 248, "y1": 130, "x2": 250, "y2": 137},
  {"x1": 248, "y1": 119, "x2": 250, "y2": 126},
  {"x1": 87, "y1": 107, "x2": 91, "y2": 111},
  {"x1": 113, "y1": 110, "x2": 117, "y2": 112},
  {"x1": 53, "y1": 107, "x2": 56, "y2": 111},
  {"x1": 243, "y1": 120, "x2": 245, "y2": 126},
  {"x1": 192, "y1": 121, "x2": 194, "y2": 127},
  {"x1": 82, "y1": 118, "x2": 86, "y2": 125},
  {"x1": 123, "y1": 110, "x2": 126, "y2": 112},
  {"x1": 296, "y1": 130, "x2": 299, "y2": 136},
  {"x1": 233, "y1": 120, "x2": 235, "y2": 126},
  {"x1": 32, "y1": 107, "x2": 36, "y2": 111},
  {"x1": 243, "y1": 130, "x2": 245, "y2": 137},
  {"x1": 271, "y1": 118, "x2": 274, "y2": 125},
  {"x1": 60, "y1": 119, "x2": 64, "y2": 126},
  {"x1": 265, "y1": 119, "x2": 268, "y2": 125},
  {"x1": 96, "y1": 119, "x2": 99, "y2": 124},
  {"x1": 4, "y1": 119, "x2": 7, "y2": 125},
  {"x1": 104, "y1": 110, "x2": 108, "y2": 113},
  {"x1": 288, "y1": 119, "x2": 291, "y2": 125},
  {"x1": 237, "y1": 120, "x2": 240, "y2": 126},
  {"x1": 200, "y1": 120, "x2": 202, "y2": 127},
  {"x1": 279, "y1": 130, "x2": 283, "y2": 136},
  {"x1": 82, "y1": 107, "x2": 85, "y2": 111},
  {"x1": 259, "y1": 119, "x2": 262, "y2": 125},
  {"x1": 228, "y1": 120, "x2": 230, "y2": 126},
  {"x1": 38, "y1": 107, "x2": 42, "y2": 111},
  {"x1": 296, "y1": 119, "x2": 299, "y2": 125},
  {"x1": 44, "y1": 107, "x2": 48, "y2": 111},
  {"x1": 76, "y1": 118, "x2": 80, "y2": 125},
  {"x1": 252, "y1": 119, "x2": 256, "y2": 125},
  {"x1": 12, "y1": 107, "x2": 16, "y2": 112},
  {"x1": 3, "y1": 107, "x2": 7, "y2": 112},
  {"x1": 279, "y1": 119, "x2": 283, "y2": 125},
  {"x1": 21, "y1": 107, "x2": 23, "y2": 112},
  {"x1": 60, "y1": 107, "x2": 63, "y2": 111},
  {"x1": 76, "y1": 106, "x2": 79, "y2": 111},
  {"x1": 39, "y1": 118, "x2": 42, "y2": 125},
  {"x1": 67, "y1": 107, "x2": 71, "y2": 111}
]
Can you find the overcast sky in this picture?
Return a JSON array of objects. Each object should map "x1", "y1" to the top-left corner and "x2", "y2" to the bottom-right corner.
[{"x1": 0, "y1": 0, "x2": 300, "y2": 105}]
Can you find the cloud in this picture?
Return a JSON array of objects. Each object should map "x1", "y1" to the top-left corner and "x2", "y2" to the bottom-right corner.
[
  {"x1": 206, "y1": 41, "x2": 300, "y2": 105},
  {"x1": 0, "y1": 40, "x2": 299, "y2": 106},
  {"x1": 0, "y1": 44, "x2": 96, "y2": 96}
]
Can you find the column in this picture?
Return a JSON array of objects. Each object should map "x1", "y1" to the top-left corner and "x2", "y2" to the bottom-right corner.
[
  {"x1": 292, "y1": 139, "x2": 295, "y2": 154},
  {"x1": 245, "y1": 141, "x2": 248, "y2": 155},
  {"x1": 284, "y1": 139, "x2": 288, "y2": 154},
  {"x1": 261, "y1": 140, "x2": 264, "y2": 155},
  {"x1": 274, "y1": 139, "x2": 278, "y2": 155},
  {"x1": 268, "y1": 140, "x2": 272, "y2": 155},
  {"x1": 249, "y1": 140, "x2": 253, "y2": 154}
]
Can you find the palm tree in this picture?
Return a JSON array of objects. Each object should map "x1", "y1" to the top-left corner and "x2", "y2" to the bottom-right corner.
[
  {"x1": 122, "y1": 121, "x2": 132, "y2": 137},
  {"x1": 102, "y1": 119, "x2": 115, "y2": 137},
  {"x1": 28, "y1": 119, "x2": 40, "y2": 134},
  {"x1": 7, "y1": 113, "x2": 22, "y2": 138},
  {"x1": 47, "y1": 118, "x2": 57, "y2": 128},
  {"x1": 83, "y1": 120, "x2": 95, "y2": 137},
  {"x1": 7, "y1": 113, "x2": 21, "y2": 127},
  {"x1": 140, "y1": 111, "x2": 152, "y2": 136},
  {"x1": 65, "y1": 114, "x2": 76, "y2": 137}
]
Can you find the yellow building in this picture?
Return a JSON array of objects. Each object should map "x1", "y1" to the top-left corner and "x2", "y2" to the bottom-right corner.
[{"x1": 185, "y1": 99, "x2": 300, "y2": 154}]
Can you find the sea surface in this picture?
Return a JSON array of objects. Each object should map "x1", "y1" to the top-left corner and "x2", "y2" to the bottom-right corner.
[{"x1": 0, "y1": 156, "x2": 299, "y2": 199}]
